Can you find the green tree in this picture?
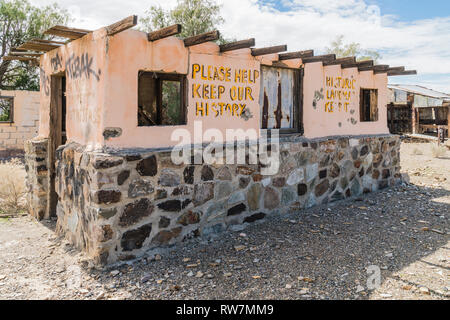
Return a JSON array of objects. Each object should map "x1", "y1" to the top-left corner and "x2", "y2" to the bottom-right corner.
[
  {"x1": 326, "y1": 35, "x2": 381, "y2": 63},
  {"x1": 0, "y1": 0, "x2": 69, "y2": 90},
  {"x1": 141, "y1": 0, "x2": 231, "y2": 44}
]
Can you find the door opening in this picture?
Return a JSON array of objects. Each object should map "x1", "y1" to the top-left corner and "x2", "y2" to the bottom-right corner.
[{"x1": 47, "y1": 74, "x2": 66, "y2": 218}]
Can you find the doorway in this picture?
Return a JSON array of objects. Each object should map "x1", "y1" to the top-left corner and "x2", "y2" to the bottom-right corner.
[{"x1": 47, "y1": 74, "x2": 66, "y2": 218}]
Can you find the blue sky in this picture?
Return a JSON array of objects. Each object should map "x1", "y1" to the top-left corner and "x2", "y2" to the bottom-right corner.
[{"x1": 32, "y1": 0, "x2": 450, "y2": 93}]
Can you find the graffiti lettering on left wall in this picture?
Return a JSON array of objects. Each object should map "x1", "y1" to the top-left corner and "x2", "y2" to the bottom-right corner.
[
  {"x1": 40, "y1": 68, "x2": 50, "y2": 96},
  {"x1": 65, "y1": 53, "x2": 101, "y2": 81}
]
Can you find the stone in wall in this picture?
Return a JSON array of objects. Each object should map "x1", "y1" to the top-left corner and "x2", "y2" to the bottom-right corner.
[{"x1": 44, "y1": 135, "x2": 402, "y2": 265}]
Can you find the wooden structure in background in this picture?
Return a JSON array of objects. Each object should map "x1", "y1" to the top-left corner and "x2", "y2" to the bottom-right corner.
[{"x1": 388, "y1": 84, "x2": 450, "y2": 137}]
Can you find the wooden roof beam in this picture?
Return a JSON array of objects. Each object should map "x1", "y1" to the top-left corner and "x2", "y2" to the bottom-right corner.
[
  {"x1": 17, "y1": 42, "x2": 60, "y2": 52},
  {"x1": 3, "y1": 56, "x2": 38, "y2": 62},
  {"x1": 184, "y1": 30, "x2": 220, "y2": 47},
  {"x1": 251, "y1": 45, "x2": 287, "y2": 56},
  {"x1": 9, "y1": 52, "x2": 42, "y2": 57},
  {"x1": 302, "y1": 54, "x2": 336, "y2": 64},
  {"x1": 106, "y1": 15, "x2": 138, "y2": 36},
  {"x1": 323, "y1": 56, "x2": 356, "y2": 66},
  {"x1": 278, "y1": 50, "x2": 314, "y2": 61},
  {"x1": 388, "y1": 70, "x2": 417, "y2": 76},
  {"x1": 220, "y1": 38, "x2": 255, "y2": 53},
  {"x1": 373, "y1": 65, "x2": 390, "y2": 74},
  {"x1": 44, "y1": 25, "x2": 90, "y2": 40},
  {"x1": 31, "y1": 38, "x2": 67, "y2": 45},
  {"x1": 148, "y1": 24, "x2": 182, "y2": 41}
]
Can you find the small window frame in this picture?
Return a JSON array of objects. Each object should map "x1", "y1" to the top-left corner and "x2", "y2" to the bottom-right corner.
[
  {"x1": 138, "y1": 71, "x2": 187, "y2": 127},
  {"x1": 0, "y1": 96, "x2": 14, "y2": 123},
  {"x1": 360, "y1": 88, "x2": 379, "y2": 122}
]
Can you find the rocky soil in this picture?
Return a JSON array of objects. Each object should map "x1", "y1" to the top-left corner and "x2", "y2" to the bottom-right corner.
[{"x1": 0, "y1": 142, "x2": 448, "y2": 300}]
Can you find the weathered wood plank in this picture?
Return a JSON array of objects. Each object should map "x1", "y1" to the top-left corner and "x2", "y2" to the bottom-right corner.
[
  {"x1": 219, "y1": 38, "x2": 255, "y2": 52},
  {"x1": 106, "y1": 15, "x2": 138, "y2": 36},
  {"x1": 323, "y1": 56, "x2": 356, "y2": 66},
  {"x1": 9, "y1": 52, "x2": 42, "y2": 57},
  {"x1": 373, "y1": 65, "x2": 390, "y2": 74},
  {"x1": 184, "y1": 30, "x2": 220, "y2": 47},
  {"x1": 148, "y1": 24, "x2": 182, "y2": 41},
  {"x1": 31, "y1": 38, "x2": 67, "y2": 45},
  {"x1": 388, "y1": 70, "x2": 417, "y2": 76},
  {"x1": 278, "y1": 50, "x2": 314, "y2": 61},
  {"x1": 302, "y1": 54, "x2": 336, "y2": 64},
  {"x1": 18, "y1": 42, "x2": 60, "y2": 52},
  {"x1": 3, "y1": 56, "x2": 38, "y2": 61},
  {"x1": 44, "y1": 25, "x2": 90, "y2": 40},
  {"x1": 251, "y1": 45, "x2": 287, "y2": 56}
]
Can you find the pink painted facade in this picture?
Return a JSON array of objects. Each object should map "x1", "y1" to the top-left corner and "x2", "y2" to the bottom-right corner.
[{"x1": 37, "y1": 27, "x2": 390, "y2": 150}]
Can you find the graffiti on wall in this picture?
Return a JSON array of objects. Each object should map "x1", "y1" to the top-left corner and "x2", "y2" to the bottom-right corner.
[
  {"x1": 49, "y1": 52, "x2": 102, "y2": 80},
  {"x1": 324, "y1": 76, "x2": 357, "y2": 113},
  {"x1": 191, "y1": 64, "x2": 259, "y2": 120}
]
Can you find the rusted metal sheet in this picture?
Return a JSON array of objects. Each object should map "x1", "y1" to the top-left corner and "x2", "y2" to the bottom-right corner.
[{"x1": 259, "y1": 66, "x2": 296, "y2": 129}]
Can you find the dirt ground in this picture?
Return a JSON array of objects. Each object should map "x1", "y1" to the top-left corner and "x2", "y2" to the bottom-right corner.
[{"x1": 0, "y1": 142, "x2": 448, "y2": 300}]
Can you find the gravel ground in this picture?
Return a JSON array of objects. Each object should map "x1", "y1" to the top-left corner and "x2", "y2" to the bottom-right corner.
[{"x1": 0, "y1": 142, "x2": 448, "y2": 300}]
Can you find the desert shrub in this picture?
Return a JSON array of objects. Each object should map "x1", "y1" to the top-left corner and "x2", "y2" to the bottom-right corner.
[
  {"x1": 431, "y1": 144, "x2": 447, "y2": 159},
  {"x1": 0, "y1": 158, "x2": 27, "y2": 212}
]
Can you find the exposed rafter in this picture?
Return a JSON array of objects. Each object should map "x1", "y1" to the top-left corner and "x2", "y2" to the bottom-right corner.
[
  {"x1": 219, "y1": 38, "x2": 255, "y2": 53},
  {"x1": 323, "y1": 56, "x2": 356, "y2": 66},
  {"x1": 44, "y1": 25, "x2": 91, "y2": 40},
  {"x1": 106, "y1": 15, "x2": 138, "y2": 36},
  {"x1": 373, "y1": 65, "x2": 390, "y2": 74},
  {"x1": 184, "y1": 30, "x2": 220, "y2": 47},
  {"x1": 251, "y1": 45, "x2": 287, "y2": 56},
  {"x1": 148, "y1": 24, "x2": 182, "y2": 41},
  {"x1": 278, "y1": 50, "x2": 314, "y2": 61},
  {"x1": 302, "y1": 54, "x2": 336, "y2": 64},
  {"x1": 388, "y1": 70, "x2": 417, "y2": 76}
]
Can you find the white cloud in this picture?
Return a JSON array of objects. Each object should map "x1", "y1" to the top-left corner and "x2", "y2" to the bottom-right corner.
[{"x1": 31, "y1": 0, "x2": 450, "y2": 93}]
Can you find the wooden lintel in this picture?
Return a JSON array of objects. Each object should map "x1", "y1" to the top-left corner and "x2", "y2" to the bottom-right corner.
[
  {"x1": 278, "y1": 50, "x2": 314, "y2": 61},
  {"x1": 388, "y1": 70, "x2": 417, "y2": 76},
  {"x1": 148, "y1": 24, "x2": 182, "y2": 41},
  {"x1": 302, "y1": 54, "x2": 336, "y2": 64},
  {"x1": 323, "y1": 56, "x2": 356, "y2": 66},
  {"x1": 219, "y1": 38, "x2": 255, "y2": 53},
  {"x1": 106, "y1": 15, "x2": 138, "y2": 36},
  {"x1": 184, "y1": 30, "x2": 220, "y2": 47},
  {"x1": 251, "y1": 45, "x2": 287, "y2": 56}
]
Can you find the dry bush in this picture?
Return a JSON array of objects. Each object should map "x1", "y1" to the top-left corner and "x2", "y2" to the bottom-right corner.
[
  {"x1": 0, "y1": 158, "x2": 27, "y2": 212},
  {"x1": 431, "y1": 144, "x2": 447, "y2": 159}
]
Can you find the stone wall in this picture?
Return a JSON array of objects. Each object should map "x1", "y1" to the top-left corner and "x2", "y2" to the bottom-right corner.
[
  {"x1": 0, "y1": 90, "x2": 40, "y2": 151},
  {"x1": 24, "y1": 139, "x2": 49, "y2": 220},
  {"x1": 52, "y1": 134, "x2": 401, "y2": 265}
]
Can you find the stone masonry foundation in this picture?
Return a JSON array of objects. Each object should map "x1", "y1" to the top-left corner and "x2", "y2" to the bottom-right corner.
[{"x1": 27, "y1": 134, "x2": 401, "y2": 265}]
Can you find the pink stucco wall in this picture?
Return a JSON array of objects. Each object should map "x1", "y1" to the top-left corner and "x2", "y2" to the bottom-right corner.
[
  {"x1": 303, "y1": 62, "x2": 389, "y2": 138},
  {"x1": 38, "y1": 27, "x2": 389, "y2": 150}
]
